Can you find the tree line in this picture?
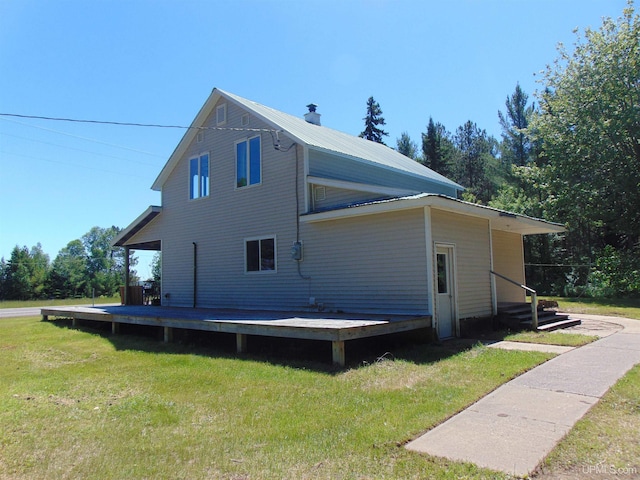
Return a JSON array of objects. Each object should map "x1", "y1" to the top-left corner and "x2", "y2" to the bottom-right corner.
[
  {"x1": 3, "y1": 4, "x2": 637, "y2": 301},
  {"x1": 361, "y1": 3, "x2": 639, "y2": 297},
  {"x1": 0, "y1": 226, "x2": 139, "y2": 301}
]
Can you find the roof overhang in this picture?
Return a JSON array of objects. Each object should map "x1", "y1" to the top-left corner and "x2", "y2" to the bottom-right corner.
[
  {"x1": 151, "y1": 88, "x2": 288, "y2": 192},
  {"x1": 112, "y1": 205, "x2": 162, "y2": 249},
  {"x1": 151, "y1": 89, "x2": 226, "y2": 191},
  {"x1": 300, "y1": 194, "x2": 565, "y2": 236}
]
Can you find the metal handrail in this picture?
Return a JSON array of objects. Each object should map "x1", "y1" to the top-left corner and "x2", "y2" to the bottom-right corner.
[{"x1": 490, "y1": 270, "x2": 538, "y2": 330}]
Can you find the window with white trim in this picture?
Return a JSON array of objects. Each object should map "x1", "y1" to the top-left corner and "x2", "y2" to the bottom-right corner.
[
  {"x1": 189, "y1": 153, "x2": 210, "y2": 199},
  {"x1": 236, "y1": 135, "x2": 261, "y2": 188},
  {"x1": 245, "y1": 236, "x2": 276, "y2": 273}
]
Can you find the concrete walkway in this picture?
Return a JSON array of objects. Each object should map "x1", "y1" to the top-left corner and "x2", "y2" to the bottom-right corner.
[{"x1": 406, "y1": 314, "x2": 640, "y2": 477}]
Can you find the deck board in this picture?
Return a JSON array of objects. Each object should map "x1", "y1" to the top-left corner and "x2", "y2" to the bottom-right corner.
[{"x1": 41, "y1": 306, "x2": 431, "y2": 366}]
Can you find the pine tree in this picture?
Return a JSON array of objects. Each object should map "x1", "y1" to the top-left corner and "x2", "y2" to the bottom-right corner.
[
  {"x1": 498, "y1": 83, "x2": 535, "y2": 166},
  {"x1": 396, "y1": 132, "x2": 417, "y2": 159},
  {"x1": 359, "y1": 96, "x2": 388, "y2": 144},
  {"x1": 421, "y1": 117, "x2": 454, "y2": 177},
  {"x1": 452, "y1": 121, "x2": 501, "y2": 203}
]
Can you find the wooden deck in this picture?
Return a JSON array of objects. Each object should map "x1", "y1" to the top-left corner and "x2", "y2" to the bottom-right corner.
[{"x1": 41, "y1": 305, "x2": 431, "y2": 366}]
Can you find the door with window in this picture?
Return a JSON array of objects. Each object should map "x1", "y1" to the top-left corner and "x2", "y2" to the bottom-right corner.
[{"x1": 436, "y1": 245, "x2": 456, "y2": 339}]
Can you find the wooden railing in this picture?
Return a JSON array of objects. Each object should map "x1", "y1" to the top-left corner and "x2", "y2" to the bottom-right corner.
[{"x1": 490, "y1": 270, "x2": 538, "y2": 330}]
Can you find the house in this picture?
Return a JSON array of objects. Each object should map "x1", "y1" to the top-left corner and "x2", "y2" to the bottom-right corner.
[{"x1": 113, "y1": 88, "x2": 564, "y2": 340}]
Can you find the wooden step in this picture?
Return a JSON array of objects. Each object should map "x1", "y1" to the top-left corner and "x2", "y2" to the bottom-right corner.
[
  {"x1": 509, "y1": 311, "x2": 565, "y2": 322},
  {"x1": 520, "y1": 313, "x2": 573, "y2": 328},
  {"x1": 496, "y1": 302, "x2": 580, "y2": 332},
  {"x1": 536, "y1": 318, "x2": 582, "y2": 332}
]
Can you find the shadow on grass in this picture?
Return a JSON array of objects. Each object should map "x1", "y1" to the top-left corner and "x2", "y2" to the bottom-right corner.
[{"x1": 44, "y1": 317, "x2": 480, "y2": 373}]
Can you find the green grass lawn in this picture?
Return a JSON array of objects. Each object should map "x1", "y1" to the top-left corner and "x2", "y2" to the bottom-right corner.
[
  {"x1": 503, "y1": 330, "x2": 598, "y2": 347},
  {"x1": 550, "y1": 296, "x2": 640, "y2": 320},
  {"x1": 0, "y1": 296, "x2": 121, "y2": 309},
  {"x1": 535, "y1": 363, "x2": 640, "y2": 479},
  {"x1": 1, "y1": 298, "x2": 638, "y2": 479},
  {"x1": 1, "y1": 316, "x2": 553, "y2": 479}
]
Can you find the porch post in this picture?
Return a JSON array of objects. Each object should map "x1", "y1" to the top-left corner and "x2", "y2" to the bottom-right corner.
[
  {"x1": 236, "y1": 333, "x2": 247, "y2": 353},
  {"x1": 332, "y1": 340, "x2": 345, "y2": 367},
  {"x1": 164, "y1": 326, "x2": 173, "y2": 343},
  {"x1": 531, "y1": 292, "x2": 538, "y2": 330},
  {"x1": 124, "y1": 246, "x2": 130, "y2": 305}
]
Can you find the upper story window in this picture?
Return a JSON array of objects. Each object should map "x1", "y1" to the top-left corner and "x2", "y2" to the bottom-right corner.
[
  {"x1": 236, "y1": 135, "x2": 261, "y2": 188},
  {"x1": 216, "y1": 104, "x2": 227, "y2": 125},
  {"x1": 189, "y1": 153, "x2": 210, "y2": 199}
]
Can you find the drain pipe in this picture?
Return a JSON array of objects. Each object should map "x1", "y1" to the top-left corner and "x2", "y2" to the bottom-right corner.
[{"x1": 192, "y1": 242, "x2": 197, "y2": 308}]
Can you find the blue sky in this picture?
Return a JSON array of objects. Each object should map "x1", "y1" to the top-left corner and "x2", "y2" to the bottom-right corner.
[{"x1": 0, "y1": 0, "x2": 629, "y2": 280}]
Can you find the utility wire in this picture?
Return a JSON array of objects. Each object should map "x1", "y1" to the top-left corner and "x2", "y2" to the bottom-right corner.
[
  {"x1": 0, "y1": 116, "x2": 163, "y2": 157},
  {"x1": 0, "y1": 112, "x2": 279, "y2": 133},
  {"x1": 0, "y1": 131, "x2": 159, "y2": 167}
]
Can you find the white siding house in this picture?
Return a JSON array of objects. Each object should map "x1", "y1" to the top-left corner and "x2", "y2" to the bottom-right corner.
[{"x1": 114, "y1": 88, "x2": 564, "y2": 338}]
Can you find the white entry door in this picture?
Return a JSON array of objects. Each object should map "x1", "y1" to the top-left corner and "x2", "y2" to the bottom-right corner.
[{"x1": 436, "y1": 245, "x2": 456, "y2": 339}]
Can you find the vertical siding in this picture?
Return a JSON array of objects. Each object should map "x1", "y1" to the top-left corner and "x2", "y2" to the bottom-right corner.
[
  {"x1": 431, "y1": 209, "x2": 492, "y2": 319},
  {"x1": 491, "y1": 230, "x2": 526, "y2": 303},
  {"x1": 301, "y1": 209, "x2": 429, "y2": 314}
]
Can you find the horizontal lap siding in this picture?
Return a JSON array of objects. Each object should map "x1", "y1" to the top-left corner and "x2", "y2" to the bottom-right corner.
[
  {"x1": 491, "y1": 230, "x2": 526, "y2": 303},
  {"x1": 309, "y1": 150, "x2": 457, "y2": 196},
  {"x1": 312, "y1": 185, "x2": 389, "y2": 211},
  {"x1": 137, "y1": 99, "x2": 309, "y2": 309},
  {"x1": 431, "y1": 209, "x2": 492, "y2": 319},
  {"x1": 301, "y1": 209, "x2": 428, "y2": 314}
]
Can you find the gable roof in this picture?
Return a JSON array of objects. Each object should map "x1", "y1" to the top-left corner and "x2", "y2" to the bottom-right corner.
[{"x1": 152, "y1": 88, "x2": 463, "y2": 192}]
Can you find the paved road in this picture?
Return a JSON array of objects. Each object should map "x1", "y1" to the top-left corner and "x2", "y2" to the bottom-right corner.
[{"x1": 0, "y1": 304, "x2": 120, "y2": 319}]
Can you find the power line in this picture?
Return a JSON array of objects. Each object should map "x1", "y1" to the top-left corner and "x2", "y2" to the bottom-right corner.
[
  {"x1": 0, "y1": 131, "x2": 159, "y2": 168},
  {"x1": 0, "y1": 112, "x2": 278, "y2": 133},
  {"x1": 0, "y1": 116, "x2": 164, "y2": 157}
]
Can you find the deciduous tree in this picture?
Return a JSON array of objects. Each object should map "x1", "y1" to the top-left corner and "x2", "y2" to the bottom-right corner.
[
  {"x1": 533, "y1": 1, "x2": 640, "y2": 254},
  {"x1": 48, "y1": 239, "x2": 88, "y2": 298},
  {"x1": 82, "y1": 226, "x2": 136, "y2": 296}
]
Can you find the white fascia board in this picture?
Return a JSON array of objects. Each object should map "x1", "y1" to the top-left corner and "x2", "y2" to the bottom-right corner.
[
  {"x1": 307, "y1": 176, "x2": 418, "y2": 197},
  {"x1": 303, "y1": 145, "x2": 310, "y2": 213},
  {"x1": 426, "y1": 196, "x2": 565, "y2": 235},
  {"x1": 151, "y1": 89, "x2": 223, "y2": 191},
  {"x1": 300, "y1": 195, "x2": 430, "y2": 223},
  {"x1": 300, "y1": 194, "x2": 565, "y2": 235},
  {"x1": 112, "y1": 205, "x2": 162, "y2": 247}
]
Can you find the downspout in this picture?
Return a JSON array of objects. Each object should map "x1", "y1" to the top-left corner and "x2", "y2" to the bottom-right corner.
[
  {"x1": 488, "y1": 220, "x2": 497, "y2": 316},
  {"x1": 192, "y1": 242, "x2": 197, "y2": 308},
  {"x1": 295, "y1": 145, "x2": 311, "y2": 281}
]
